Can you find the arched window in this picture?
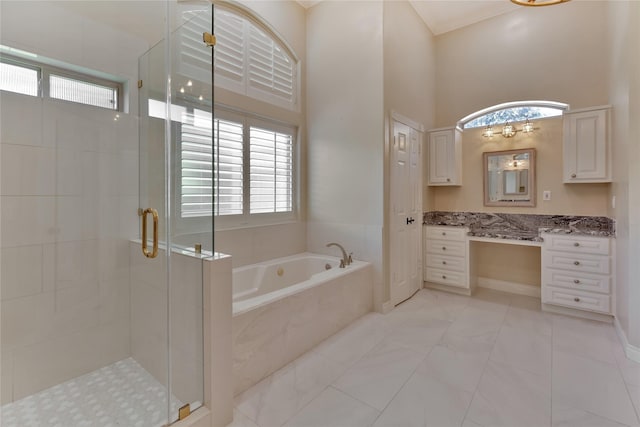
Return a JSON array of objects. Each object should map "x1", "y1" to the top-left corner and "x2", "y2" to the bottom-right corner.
[
  {"x1": 214, "y1": 5, "x2": 299, "y2": 110},
  {"x1": 458, "y1": 101, "x2": 569, "y2": 129},
  {"x1": 179, "y1": 4, "x2": 299, "y2": 111}
]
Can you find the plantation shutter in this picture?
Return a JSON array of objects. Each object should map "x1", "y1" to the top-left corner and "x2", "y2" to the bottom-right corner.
[
  {"x1": 247, "y1": 25, "x2": 296, "y2": 106},
  {"x1": 178, "y1": 12, "x2": 213, "y2": 85},
  {"x1": 214, "y1": 118, "x2": 244, "y2": 216},
  {"x1": 213, "y1": 8, "x2": 245, "y2": 92},
  {"x1": 180, "y1": 112, "x2": 244, "y2": 218},
  {"x1": 249, "y1": 125, "x2": 293, "y2": 214}
]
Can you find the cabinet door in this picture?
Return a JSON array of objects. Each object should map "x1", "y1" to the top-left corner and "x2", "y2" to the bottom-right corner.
[
  {"x1": 428, "y1": 129, "x2": 461, "y2": 186},
  {"x1": 563, "y1": 108, "x2": 610, "y2": 182}
]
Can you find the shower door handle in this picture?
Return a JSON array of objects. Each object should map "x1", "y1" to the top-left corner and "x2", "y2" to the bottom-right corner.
[{"x1": 139, "y1": 208, "x2": 159, "y2": 259}]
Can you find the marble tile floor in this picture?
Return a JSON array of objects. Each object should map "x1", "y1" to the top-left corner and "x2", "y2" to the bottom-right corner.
[
  {"x1": 230, "y1": 288, "x2": 640, "y2": 427},
  {"x1": 0, "y1": 357, "x2": 184, "y2": 427}
]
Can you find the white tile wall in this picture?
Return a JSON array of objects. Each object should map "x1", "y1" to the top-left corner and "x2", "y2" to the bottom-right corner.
[
  {"x1": 129, "y1": 242, "x2": 206, "y2": 406},
  {"x1": 232, "y1": 263, "x2": 373, "y2": 396},
  {"x1": 0, "y1": 94, "x2": 138, "y2": 403}
]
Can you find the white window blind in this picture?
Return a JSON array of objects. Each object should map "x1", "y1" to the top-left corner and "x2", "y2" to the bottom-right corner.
[
  {"x1": 178, "y1": 5, "x2": 298, "y2": 111},
  {"x1": 180, "y1": 112, "x2": 244, "y2": 218},
  {"x1": 50, "y1": 74, "x2": 118, "y2": 110},
  {"x1": 247, "y1": 25, "x2": 295, "y2": 105},
  {"x1": 214, "y1": 118, "x2": 244, "y2": 216},
  {"x1": 213, "y1": 9, "x2": 245, "y2": 90},
  {"x1": 0, "y1": 61, "x2": 38, "y2": 96},
  {"x1": 249, "y1": 126, "x2": 293, "y2": 214},
  {"x1": 178, "y1": 109, "x2": 295, "y2": 222}
]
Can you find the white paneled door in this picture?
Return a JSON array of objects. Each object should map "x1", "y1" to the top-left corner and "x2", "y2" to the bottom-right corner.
[{"x1": 390, "y1": 119, "x2": 423, "y2": 306}]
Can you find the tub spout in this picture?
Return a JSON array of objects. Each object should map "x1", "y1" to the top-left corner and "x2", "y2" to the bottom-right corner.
[{"x1": 326, "y1": 242, "x2": 350, "y2": 267}]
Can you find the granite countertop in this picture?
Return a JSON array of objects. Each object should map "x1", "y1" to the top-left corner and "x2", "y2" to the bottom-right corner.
[{"x1": 423, "y1": 211, "x2": 615, "y2": 241}]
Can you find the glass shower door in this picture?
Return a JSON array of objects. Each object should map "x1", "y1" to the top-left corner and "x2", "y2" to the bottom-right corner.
[{"x1": 137, "y1": 2, "x2": 213, "y2": 424}]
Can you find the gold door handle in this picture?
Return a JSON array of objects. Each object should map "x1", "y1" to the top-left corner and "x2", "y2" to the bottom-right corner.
[{"x1": 140, "y1": 208, "x2": 159, "y2": 258}]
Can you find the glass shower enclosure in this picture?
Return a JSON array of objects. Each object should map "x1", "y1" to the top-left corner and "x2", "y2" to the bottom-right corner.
[
  {"x1": 0, "y1": 1, "x2": 214, "y2": 426},
  {"x1": 136, "y1": 2, "x2": 214, "y2": 424}
]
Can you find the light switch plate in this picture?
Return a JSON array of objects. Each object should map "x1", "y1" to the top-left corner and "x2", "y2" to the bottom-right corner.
[{"x1": 543, "y1": 190, "x2": 551, "y2": 201}]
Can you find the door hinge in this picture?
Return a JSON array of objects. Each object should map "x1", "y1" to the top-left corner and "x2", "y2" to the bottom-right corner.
[
  {"x1": 138, "y1": 80, "x2": 143, "y2": 89},
  {"x1": 178, "y1": 403, "x2": 191, "y2": 421},
  {"x1": 203, "y1": 32, "x2": 216, "y2": 47}
]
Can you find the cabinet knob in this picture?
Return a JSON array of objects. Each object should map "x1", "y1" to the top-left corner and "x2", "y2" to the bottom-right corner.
[
  {"x1": 571, "y1": 173, "x2": 577, "y2": 178},
  {"x1": 442, "y1": 232, "x2": 446, "y2": 236},
  {"x1": 574, "y1": 279, "x2": 581, "y2": 284},
  {"x1": 442, "y1": 247, "x2": 447, "y2": 251},
  {"x1": 574, "y1": 261, "x2": 580, "y2": 265},
  {"x1": 574, "y1": 242, "x2": 580, "y2": 247},
  {"x1": 442, "y1": 275, "x2": 447, "y2": 279},
  {"x1": 442, "y1": 261, "x2": 447, "y2": 265},
  {"x1": 574, "y1": 297, "x2": 581, "y2": 302},
  {"x1": 446, "y1": 178, "x2": 451, "y2": 182}
]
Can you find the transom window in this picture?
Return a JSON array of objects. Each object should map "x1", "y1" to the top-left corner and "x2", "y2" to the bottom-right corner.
[
  {"x1": 460, "y1": 101, "x2": 568, "y2": 129},
  {"x1": 0, "y1": 51, "x2": 122, "y2": 111}
]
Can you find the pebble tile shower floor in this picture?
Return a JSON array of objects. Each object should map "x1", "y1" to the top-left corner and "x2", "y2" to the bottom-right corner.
[{"x1": 0, "y1": 357, "x2": 182, "y2": 427}]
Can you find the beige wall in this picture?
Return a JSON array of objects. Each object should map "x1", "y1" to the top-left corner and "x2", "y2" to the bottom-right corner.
[
  {"x1": 608, "y1": 0, "x2": 640, "y2": 348},
  {"x1": 435, "y1": 1, "x2": 609, "y2": 127},
  {"x1": 383, "y1": 1, "x2": 436, "y2": 303},
  {"x1": 433, "y1": 117, "x2": 610, "y2": 216},
  {"x1": 306, "y1": 1, "x2": 385, "y2": 308},
  {"x1": 473, "y1": 242, "x2": 541, "y2": 288}
]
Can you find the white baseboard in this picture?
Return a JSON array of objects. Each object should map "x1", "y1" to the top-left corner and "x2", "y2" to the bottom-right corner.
[
  {"x1": 614, "y1": 317, "x2": 640, "y2": 363},
  {"x1": 476, "y1": 277, "x2": 541, "y2": 298}
]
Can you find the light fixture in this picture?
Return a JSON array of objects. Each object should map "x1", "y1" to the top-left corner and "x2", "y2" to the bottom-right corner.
[
  {"x1": 482, "y1": 125, "x2": 495, "y2": 138},
  {"x1": 510, "y1": 0, "x2": 570, "y2": 6},
  {"x1": 482, "y1": 119, "x2": 537, "y2": 139},
  {"x1": 502, "y1": 123, "x2": 516, "y2": 138}
]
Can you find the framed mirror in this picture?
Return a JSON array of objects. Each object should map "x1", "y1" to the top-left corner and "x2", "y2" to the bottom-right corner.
[{"x1": 483, "y1": 148, "x2": 536, "y2": 207}]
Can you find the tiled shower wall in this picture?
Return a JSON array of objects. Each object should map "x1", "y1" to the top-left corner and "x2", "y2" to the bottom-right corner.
[{"x1": 0, "y1": 93, "x2": 139, "y2": 403}]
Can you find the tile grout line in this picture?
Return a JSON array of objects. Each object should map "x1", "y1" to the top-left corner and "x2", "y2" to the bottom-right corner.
[
  {"x1": 460, "y1": 292, "x2": 512, "y2": 427},
  {"x1": 365, "y1": 345, "x2": 435, "y2": 426}
]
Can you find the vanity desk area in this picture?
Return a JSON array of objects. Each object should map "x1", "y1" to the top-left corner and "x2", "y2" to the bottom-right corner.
[{"x1": 423, "y1": 212, "x2": 616, "y2": 322}]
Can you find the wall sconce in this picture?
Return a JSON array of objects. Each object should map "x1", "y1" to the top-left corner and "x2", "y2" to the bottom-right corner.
[{"x1": 483, "y1": 119, "x2": 536, "y2": 139}]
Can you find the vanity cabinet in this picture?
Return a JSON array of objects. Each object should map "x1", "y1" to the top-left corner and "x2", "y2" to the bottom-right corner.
[
  {"x1": 423, "y1": 226, "x2": 471, "y2": 292},
  {"x1": 427, "y1": 127, "x2": 462, "y2": 186},
  {"x1": 563, "y1": 106, "x2": 611, "y2": 183},
  {"x1": 541, "y1": 234, "x2": 613, "y2": 315}
]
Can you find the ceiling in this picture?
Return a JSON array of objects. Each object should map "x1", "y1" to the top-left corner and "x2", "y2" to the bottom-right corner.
[
  {"x1": 408, "y1": 1, "x2": 520, "y2": 35},
  {"x1": 296, "y1": 0, "x2": 521, "y2": 36}
]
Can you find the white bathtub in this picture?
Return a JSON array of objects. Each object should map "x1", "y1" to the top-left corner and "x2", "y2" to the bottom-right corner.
[
  {"x1": 232, "y1": 252, "x2": 373, "y2": 395},
  {"x1": 233, "y1": 253, "x2": 368, "y2": 315}
]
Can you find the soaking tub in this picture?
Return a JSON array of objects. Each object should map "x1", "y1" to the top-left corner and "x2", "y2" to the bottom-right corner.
[{"x1": 232, "y1": 252, "x2": 372, "y2": 395}]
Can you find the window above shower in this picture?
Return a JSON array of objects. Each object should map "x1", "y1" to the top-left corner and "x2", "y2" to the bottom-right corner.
[{"x1": 0, "y1": 46, "x2": 124, "y2": 111}]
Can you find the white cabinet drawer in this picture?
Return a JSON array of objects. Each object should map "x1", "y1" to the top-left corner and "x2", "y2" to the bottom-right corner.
[
  {"x1": 543, "y1": 286, "x2": 610, "y2": 314},
  {"x1": 425, "y1": 226, "x2": 467, "y2": 242},
  {"x1": 424, "y1": 267, "x2": 467, "y2": 288},
  {"x1": 543, "y1": 269, "x2": 610, "y2": 294},
  {"x1": 544, "y1": 234, "x2": 610, "y2": 255},
  {"x1": 543, "y1": 252, "x2": 610, "y2": 275},
  {"x1": 425, "y1": 240, "x2": 466, "y2": 257},
  {"x1": 426, "y1": 254, "x2": 466, "y2": 272}
]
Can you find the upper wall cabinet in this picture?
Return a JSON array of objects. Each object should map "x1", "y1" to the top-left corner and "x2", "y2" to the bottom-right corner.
[
  {"x1": 428, "y1": 127, "x2": 462, "y2": 186},
  {"x1": 563, "y1": 106, "x2": 611, "y2": 183}
]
